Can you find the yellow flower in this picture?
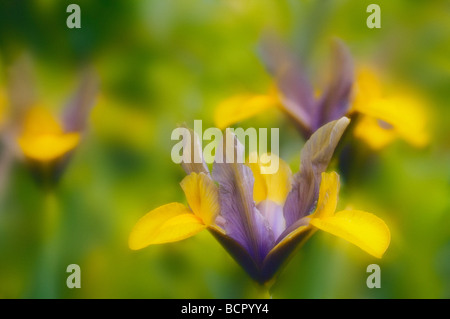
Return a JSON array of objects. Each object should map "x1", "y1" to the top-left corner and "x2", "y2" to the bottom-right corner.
[
  {"x1": 17, "y1": 106, "x2": 80, "y2": 162},
  {"x1": 351, "y1": 67, "x2": 429, "y2": 149}
]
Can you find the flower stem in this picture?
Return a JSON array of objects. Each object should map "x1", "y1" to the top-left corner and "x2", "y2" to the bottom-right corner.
[{"x1": 26, "y1": 190, "x2": 62, "y2": 298}]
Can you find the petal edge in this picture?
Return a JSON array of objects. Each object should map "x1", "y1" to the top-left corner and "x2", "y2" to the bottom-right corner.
[
  {"x1": 129, "y1": 203, "x2": 205, "y2": 250},
  {"x1": 310, "y1": 209, "x2": 390, "y2": 258}
]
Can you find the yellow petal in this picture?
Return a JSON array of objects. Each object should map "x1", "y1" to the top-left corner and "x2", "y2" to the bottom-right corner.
[
  {"x1": 353, "y1": 116, "x2": 398, "y2": 150},
  {"x1": 248, "y1": 153, "x2": 292, "y2": 205},
  {"x1": 361, "y1": 96, "x2": 428, "y2": 148},
  {"x1": 214, "y1": 94, "x2": 279, "y2": 129},
  {"x1": 129, "y1": 202, "x2": 205, "y2": 250},
  {"x1": 180, "y1": 172, "x2": 219, "y2": 225},
  {"x1": 18, "y1": 132, "x2": 80, "y2": 161},
  {"x1": 249, "y1": 160, "x2": 267, "y2": 204},
  {"x1": 310, "y1": 209, "x2": 391, "y2": 258},
  {"x1": 309, "y1": 171, "x2": 340, "y2": 219},
  {"x1": 351, "y1": 67, "x2": 383, "y2": 113},
  {"x1": 22, "y1": 106, "x2": 63, "y2": 136},
  {"x1": 352, "y1": 68, "x2": 429, "y2": 148}
]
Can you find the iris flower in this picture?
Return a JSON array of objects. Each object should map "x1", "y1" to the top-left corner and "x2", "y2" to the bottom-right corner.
[
  {"x1": 15, "y1": 70, "x2": 98, "y2": 167},
  {"x1": 18, "y1": 106, "x2": 81, "y2": 162},
  {"x1": 214, "y1": 37, "x2": 354, "y2": 139},
  {"x1": 129, "y1": 117, "x2": 390, "y2": 285},
  {"x1": 1, "y1": 60, "x2": 99, "y2": 185},
  {"x1": 214, "y1": 37, "x2": 428, "y2": 149}
]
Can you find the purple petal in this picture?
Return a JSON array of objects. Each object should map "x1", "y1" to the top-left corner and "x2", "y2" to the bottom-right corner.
[
  {"x1": 260, "y1": 217, "x2": 313, "y2": 283},
  {"x1": 7, "y1": 54, "x2": 37, "y2": 114},
  {"x1": 212, "y1": 131, "x2": 274, "y2": 264},
  {"x1": 208, "y1": 227, "x2": 262, "y2": 283},
  {"x1": 314, "y1": 39, "x2": 354, "y2": 129},
  {"x1": 63, "y1": 68, "x2": 99, "y2": 132},
  {"x1": 283, "y1": 117, "x2": 350, "y2": 226},
  {"x1": 283, "y1": 170, "x2": 315, "y2": 227},
  {"x1": 257, "y1": 200, "x2": 286, "y2": 241},
  {"x1": 259, "y1": 34, "x2": 315, "y2": 132},
  {"x1": 180, "y1": 127, "x2": 210, "y2": 176}
]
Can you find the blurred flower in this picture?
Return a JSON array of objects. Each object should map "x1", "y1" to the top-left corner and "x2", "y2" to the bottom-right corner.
[
  {"x1": 18, "y1": 106, "x2": 80, "y2": 162},
  {"x1": 129, "y1": 117, "x2": 390, "y2": 285},
  {"x1": 214, "y1": 36, "x2": 354, "y2": 139},
  {"x1": 3, "y1": 56, "x2": 99, "y2": 184},
  {"x1": 23, "y1": 74, "x2": 96, "y2": 184},
  {"x1": 351, "y1": 67, "x2": 429, "y2": 149},
  {"x1": 214, "y1": 36, "x2": 429, "y2": 150}
]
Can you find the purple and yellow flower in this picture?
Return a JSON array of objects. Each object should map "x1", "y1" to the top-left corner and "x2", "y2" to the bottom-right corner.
[
  {"x1": 214, "y1": 37, "x2": 428, "y2": 149},
  {"x1": 129, "y1": 117, "x2": 390, "y2": 284},
  {"x1": 3, "y1": 62, "x2": 99, "y2": 185},
  {"x1": 18, "y1": 105, "x2": 81, "y2": 162},
  {"x1": 15, "y1": 69, "x2": 97, "y2": 164}
]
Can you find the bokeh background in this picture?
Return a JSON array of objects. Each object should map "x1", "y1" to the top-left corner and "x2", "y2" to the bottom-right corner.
[{"x1": 0, "y1": 0, "x2": 449, "y2": 298}]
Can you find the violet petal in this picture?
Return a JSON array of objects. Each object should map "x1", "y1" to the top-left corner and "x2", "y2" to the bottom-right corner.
[
  {"x1": 314, "y1": 39, "x2": 354, "y2": 129},
  {"x1": 259, "y1": 34, "x2": 315, "y2": 132},
  {"x1": 212, "y1": 131, "x2": 274, "y2": 264},
  {"x1": 180, "y1": 127, "x2": 210, "y2": 176},
  {"x1": 283, "y1": 117, "x2": 350, "y2": 226},
  {"x1": 63, "y1": 68, "x2": 99, "y2": 133}
]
